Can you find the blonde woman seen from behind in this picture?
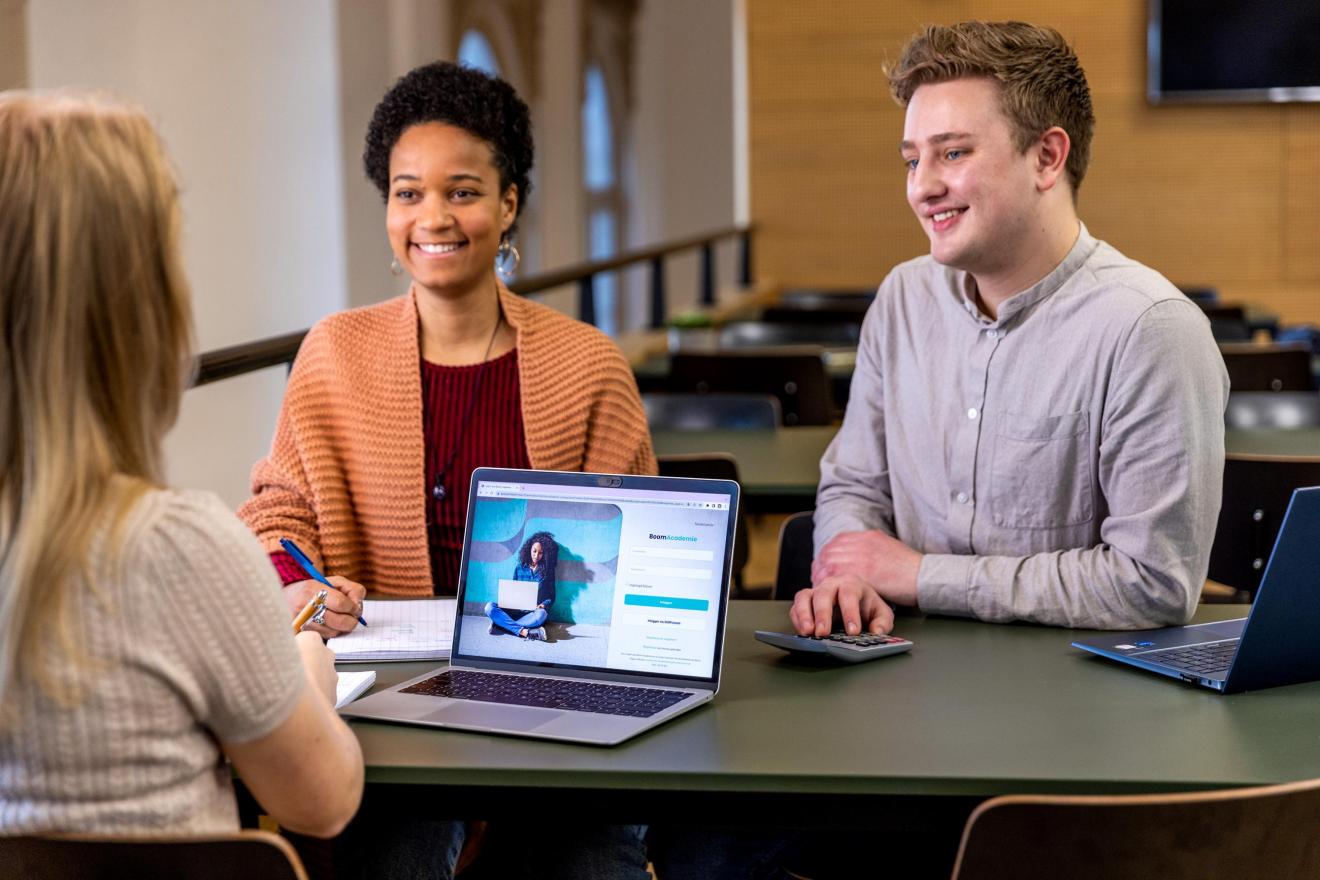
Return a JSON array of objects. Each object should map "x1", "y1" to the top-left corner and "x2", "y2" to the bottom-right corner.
[{"x1": 0, "y1": 92, "x2": 362, "y2": 838}]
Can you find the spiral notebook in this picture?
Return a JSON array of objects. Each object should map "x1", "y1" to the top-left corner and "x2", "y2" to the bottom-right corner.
[{"x1": 328, "y1": 598, "x2": 456, "y2": 662}]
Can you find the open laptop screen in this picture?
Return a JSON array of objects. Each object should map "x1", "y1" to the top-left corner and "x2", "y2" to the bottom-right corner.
[{"x1": 450, "y1": 468, "x2": 737, "y2": 684}]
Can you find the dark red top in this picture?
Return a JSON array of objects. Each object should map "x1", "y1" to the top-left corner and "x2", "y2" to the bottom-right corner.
[{"x1": 270, "y1": 348, "x2": 530, "y2": 595}]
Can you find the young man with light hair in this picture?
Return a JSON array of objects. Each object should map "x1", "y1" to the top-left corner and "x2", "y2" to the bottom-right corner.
[{"x1": 793, "y1": 21, "x2": 1228, "y2": 638}]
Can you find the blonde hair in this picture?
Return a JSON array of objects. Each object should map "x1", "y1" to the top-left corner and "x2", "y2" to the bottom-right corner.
[
  {"x1": 887, "y1": 21, "x2": 1096, "y2": 193},
  {"x1": 0, "y1": 92, "x2": 193, "y2": 711}
]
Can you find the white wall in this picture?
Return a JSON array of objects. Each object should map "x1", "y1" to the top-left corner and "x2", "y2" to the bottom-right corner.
[
  {"x1": 628, "y1": 0, "x2": 738, "y2": 327},
  {"x1": 21, "y1": 0, "x2": 741, "y2": 504},
  {"x1": 337, "y1": 0, "x2": 450, "y2": 310},
  {"x1": 27, "y1": 0, "x2": 349, "y2": 508}
]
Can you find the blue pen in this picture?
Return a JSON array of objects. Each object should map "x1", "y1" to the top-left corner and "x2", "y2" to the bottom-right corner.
[{"x1": 279, "y1": 538, "x2": 367, "y2": 627}]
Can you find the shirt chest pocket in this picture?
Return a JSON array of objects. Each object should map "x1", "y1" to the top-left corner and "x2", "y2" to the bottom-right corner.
[{"x1": 988, "y1": 410, "x2": 1094, "y2": 529}]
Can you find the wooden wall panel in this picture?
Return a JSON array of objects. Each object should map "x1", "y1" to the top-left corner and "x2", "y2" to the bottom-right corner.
[
  {"x1": 1284, "y1": 107, "x2": 1320, "y2": 286},
  {"x1": 748, "y1": 0, "x2": 1320, "y2": 322}
]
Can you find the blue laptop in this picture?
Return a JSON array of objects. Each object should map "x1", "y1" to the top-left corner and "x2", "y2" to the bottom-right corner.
[{"x1": 1072, "y1": 486, "x2": 1320, "y2": 694}]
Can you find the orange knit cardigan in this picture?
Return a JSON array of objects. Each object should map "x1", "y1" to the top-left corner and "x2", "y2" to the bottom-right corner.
[{"x1": 237, "y1": 283, "x2": 657, "y2": 596}]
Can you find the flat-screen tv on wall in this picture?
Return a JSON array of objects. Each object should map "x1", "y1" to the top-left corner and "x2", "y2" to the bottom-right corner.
[{"x1": 1148, "y1": 1, "x2": 1320, "y2": 104}]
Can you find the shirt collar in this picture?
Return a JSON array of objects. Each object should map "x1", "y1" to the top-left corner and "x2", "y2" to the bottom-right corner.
[{"x1": 953, "y1": 222, "x2": 1098, "y2": 327}]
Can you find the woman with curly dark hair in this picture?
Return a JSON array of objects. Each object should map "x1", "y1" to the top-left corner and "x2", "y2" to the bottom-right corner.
[
  {"x1": 485, "y1": 531, "x2": 558, "y2": 639},
  {"x1": 238, "y1": 61, "x2": 656, "y2": 640},
  {"x1": 238, "y1": 61, "x2": 656, "y2": 880}
]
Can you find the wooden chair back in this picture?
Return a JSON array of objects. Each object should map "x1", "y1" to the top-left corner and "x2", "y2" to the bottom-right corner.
[
  {"x1": 0, "y1": 830, "x2": 308, "y2": 880},
  {"x1": 952, "y1": 778, "x2": 1320, "y2": 879}
]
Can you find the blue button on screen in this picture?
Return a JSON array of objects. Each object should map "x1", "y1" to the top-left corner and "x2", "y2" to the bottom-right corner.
[{"x1": 624, "y1": 594, "x2": 709, "y2": 612}]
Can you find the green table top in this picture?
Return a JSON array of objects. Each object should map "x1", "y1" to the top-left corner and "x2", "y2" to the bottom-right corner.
[
  {"x1": 344, "y1": 601, "x2": 1320, "y2": 800},
  {"x1": 1225, "y1": 428, "x2": 1320, "y2": 458}
]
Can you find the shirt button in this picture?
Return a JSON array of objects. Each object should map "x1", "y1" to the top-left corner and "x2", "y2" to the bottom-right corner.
[
  {"x1": 956, "y1": 492, "x2": 970, "y2": 504},
  {"x1": 967, "y1": 407, "x2": 979, "y2": 420},
  {"x1": 986, "y1": 329, "x2": 999, "y2": 339}
]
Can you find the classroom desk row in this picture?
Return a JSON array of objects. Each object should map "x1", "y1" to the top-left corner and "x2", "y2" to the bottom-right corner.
[
  {"x1": 332, "y1": 601, "x2": 1320, "y2": 827},
  {"x1": 653, "y1": 426, "x2": 1320, "y2": 513}
]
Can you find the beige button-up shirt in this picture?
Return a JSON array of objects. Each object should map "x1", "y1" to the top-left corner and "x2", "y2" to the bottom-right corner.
[{"x1": 816, "y1": 226, "x2": 1228, "y2": 629}]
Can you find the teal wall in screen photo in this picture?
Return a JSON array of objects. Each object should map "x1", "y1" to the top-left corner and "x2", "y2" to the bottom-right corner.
[{"x1": 466, "y1": 497, "x2": 622, "y2": 625}]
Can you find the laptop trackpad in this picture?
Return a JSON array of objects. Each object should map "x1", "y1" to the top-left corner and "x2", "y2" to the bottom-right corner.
[{"x1": 425, "y1": 702, "x2": 558, "y2": 731}]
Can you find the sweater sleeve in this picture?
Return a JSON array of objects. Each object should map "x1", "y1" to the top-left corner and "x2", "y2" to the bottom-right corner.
[
  {"x1": 237, "y1": 323, "x2": 330, "y2": 567},
  {"x1": 583, "y1": 344, "x2": 658, "y2": 476}
]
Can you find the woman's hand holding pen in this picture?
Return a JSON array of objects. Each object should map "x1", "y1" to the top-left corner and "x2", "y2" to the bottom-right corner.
[{"x1": 284, "y1": 576, "x2": 367, "y2": 638}]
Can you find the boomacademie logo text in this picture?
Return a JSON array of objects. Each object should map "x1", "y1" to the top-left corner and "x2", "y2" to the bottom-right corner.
[{"x1": 649, "y1": 533, "x2": 698, "y2": 542}]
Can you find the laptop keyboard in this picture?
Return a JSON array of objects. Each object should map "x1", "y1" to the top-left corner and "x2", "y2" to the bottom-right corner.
[
  {"x1": 401, "y1": 669, "x2": 692, "y2": 718},
  {"x1": 1144, "y1": 641, "x2": 1238, "y2": 675}
]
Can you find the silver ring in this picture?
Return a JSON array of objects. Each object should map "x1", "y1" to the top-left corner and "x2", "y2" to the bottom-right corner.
[{"x1": 310, "y1": 606, "x2": 328, "y2": 626}]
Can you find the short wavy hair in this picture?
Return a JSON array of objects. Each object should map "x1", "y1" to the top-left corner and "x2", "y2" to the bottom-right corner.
[
  {"x1": 886, "y1": 21, "x2": 1095, "y2": 193},
  {"x1": 363, "y1": 61, "x2": 534, "y2": 239},
  {"x1": 519, "y1": 531, "x2": 558, "y2": 572}
]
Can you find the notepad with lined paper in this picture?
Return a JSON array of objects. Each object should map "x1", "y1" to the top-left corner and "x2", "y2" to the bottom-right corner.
[{"x1": 328, "y1": 598, "x2": 455, "y2": 662}]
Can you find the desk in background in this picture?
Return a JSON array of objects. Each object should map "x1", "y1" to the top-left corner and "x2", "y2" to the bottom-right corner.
[
  {"x1": 1226, "y1": 428, "x2": 1320, "y2": 457},
  {"x1": 647, "y1": 426, "x2": 1320, "y2": 514},
  {"x1": 341, "y1": 601, "x2": 1320, "y2": 825},
  {"x1": 651, "y1": 426, "x2": 834, "y2": 512}
]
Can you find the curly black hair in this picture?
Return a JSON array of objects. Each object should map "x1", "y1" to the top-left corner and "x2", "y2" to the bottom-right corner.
[
  {"x1": 363, "y1": 61, "x2": 534, "y2": 239},
  {"x1": 519, "y1": 531, "x2": 558, "y2": 572}
]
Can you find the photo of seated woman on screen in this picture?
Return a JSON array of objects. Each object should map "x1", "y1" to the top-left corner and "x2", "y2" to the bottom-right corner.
[{"x1": 485, "y1": 532, "x2": 558, "y2": 640}]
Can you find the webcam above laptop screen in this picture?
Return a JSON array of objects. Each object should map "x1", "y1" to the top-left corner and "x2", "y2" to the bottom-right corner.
[{"x1": 597, "y1": 475, "x2": 623, "y2": 488}]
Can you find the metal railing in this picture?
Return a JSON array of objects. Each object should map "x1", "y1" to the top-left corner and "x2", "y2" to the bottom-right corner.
[{"x1": 192, "y1": 224, "x2": 753, "y2": 388}]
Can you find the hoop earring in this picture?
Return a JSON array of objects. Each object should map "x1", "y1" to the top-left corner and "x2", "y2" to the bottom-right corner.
[
  {"x1": 389, "y1": 257, "x2": 403, "y2": 277},
  {"x1": 496, "y1": 239, "x2": 521, "y2": 278}
]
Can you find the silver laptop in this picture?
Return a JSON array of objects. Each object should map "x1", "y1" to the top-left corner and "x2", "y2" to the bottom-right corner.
[
  {"x1": 340, "y1": 467, "x2": 739, "y2": 745},
  {"x1": 1072, "y1": 486, "x2": 1320, "y2": 694},
  {"x1": 497, "y1": 578, "x2": 539, "y2": 611}
]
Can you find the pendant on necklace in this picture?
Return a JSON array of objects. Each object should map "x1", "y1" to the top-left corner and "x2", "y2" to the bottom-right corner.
[{"x1": 433, "y1": 483, "x2": 447, "y2": 501}]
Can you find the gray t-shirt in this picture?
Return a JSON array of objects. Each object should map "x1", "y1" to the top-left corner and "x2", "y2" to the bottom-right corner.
[
  {"x1": 0, "y1": 489, "x2": 304, "y2": 834},
  {"x1": 816, "y1": 225, "x2": 1229, "y2": 629}
]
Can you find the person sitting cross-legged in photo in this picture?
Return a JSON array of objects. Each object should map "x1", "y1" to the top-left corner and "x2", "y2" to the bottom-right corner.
[{"x1": 486, "y1": 531, "x2": 557, "y2": 639}]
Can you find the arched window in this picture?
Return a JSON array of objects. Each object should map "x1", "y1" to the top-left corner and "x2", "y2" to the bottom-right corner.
[
  {"x1": 582, "y1": 63, "x2": 621, "y2": 334},
  {"x1": 457, "y1": 29, "x2": 501, "y2": 76}
]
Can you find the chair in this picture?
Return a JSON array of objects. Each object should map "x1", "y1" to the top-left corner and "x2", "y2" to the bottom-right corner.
[
  {"x1": 642, "y1": 392, "x2": 781, "y2": 430},
  {"x1": 1225, "y1": 391, "x2": 1320, "y2": 428},
  {"x1": 1201, "y1": 304, "x2": 1245, "y2": 322},
  {"x1": 1201, "y1": 305, "x2": 1251, "y2": 342},
  {"x1": 657, "y1": 454, "x2": 752, "y2": 597},
  {"x1": 779, "y1": 288, "x2": 877, "y2": 305},
  {"x1": 760, "y1": 305, "x2": 872, "y2": 325},
  {"x1": 1207, "y1": 454, "x2": 1320, "y2": 600},
  {"x1": 1219, "y1": 342, "x2": 1313, "y2": 392},
  {"x1": 666, "y1": 351, "x2": 835, "y2": 426},
  {"x1": 1180, "y1": 285, "x2": 1219, "y2": 306},
  {"x1": 950, "y1": 778, "x2": 1320, "y2": 879},
  {"x1": 718, "y1": 320, "x2": 860, "y2": 349},
  {"x1": 773, "y1": 510, "x2": 814, "y2": 600},
  {"x1": 0, "y1": 831, "x2": 308, "y2": 880}
]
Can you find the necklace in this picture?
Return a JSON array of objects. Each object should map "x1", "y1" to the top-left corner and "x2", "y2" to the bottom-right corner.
[{"x1": 430, "y1": 312, "x2": 503, "y2": 503}]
